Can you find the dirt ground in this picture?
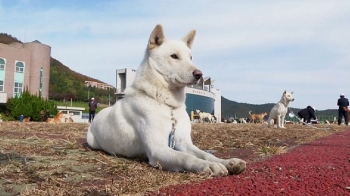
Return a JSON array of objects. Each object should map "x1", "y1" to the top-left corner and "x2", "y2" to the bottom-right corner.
[{"x1": 0, "y1": 122, "x2": 347, "y2": 196}]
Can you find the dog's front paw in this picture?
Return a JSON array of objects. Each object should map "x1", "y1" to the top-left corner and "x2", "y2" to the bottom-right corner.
[
  {"x1": 222, "y1": 158, "x2": 246, "y2": 175},
  {"x1": 201, "y1": 162, "x2": 228, "y2": 177}
]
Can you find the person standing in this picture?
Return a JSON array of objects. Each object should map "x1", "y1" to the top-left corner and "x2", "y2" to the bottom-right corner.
[
  {"x1": 88, "y1": 97, "x2": 98, "y2": 123},
  {"x1": 337, "y1": 93, "x2": 349, "y2": 126}
]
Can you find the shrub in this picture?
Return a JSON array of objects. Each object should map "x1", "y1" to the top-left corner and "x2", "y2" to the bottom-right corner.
[{"x1": 5, "y1": 89, "x2": 58, "y2": 121}]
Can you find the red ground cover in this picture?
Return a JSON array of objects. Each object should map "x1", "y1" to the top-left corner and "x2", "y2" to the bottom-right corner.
[{"x1": 151, "y1": 129, "x2": 350, "y2": 195}]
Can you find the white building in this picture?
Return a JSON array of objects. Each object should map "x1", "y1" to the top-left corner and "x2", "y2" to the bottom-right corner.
[
  {"x1": 115, "y1": 68, "x2": 221, "y2": 122},
  {"x1": 57, "y1": 106, "x2": 87, "y2": 123}
]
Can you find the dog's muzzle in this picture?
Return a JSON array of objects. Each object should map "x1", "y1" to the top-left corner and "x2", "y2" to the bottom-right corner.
[{"x1": 192, "y1": 69, "x2": 203, "y2": 80}]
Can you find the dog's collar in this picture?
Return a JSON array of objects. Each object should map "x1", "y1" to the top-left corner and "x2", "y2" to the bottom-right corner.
[
  {"x1": 281, "y1": 102, "x2": 288, "y2": 107},
  {"x1": 168, "y1": 108, "x2": 176, "y2": 149}
]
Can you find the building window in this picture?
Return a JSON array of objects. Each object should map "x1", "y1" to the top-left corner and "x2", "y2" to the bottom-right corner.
[
  {"x1": 14, "y1": 82, "x2": 23, "y2": 96},
  {"x1": 15, "y1": 62, "x2": 25, "y2": 73},
  {"x1": 0, "y1": 80, "x2": 3, "y2": 92},
  {"x1": 0, "y1": 58, "x2": 5, "y2": 70}
]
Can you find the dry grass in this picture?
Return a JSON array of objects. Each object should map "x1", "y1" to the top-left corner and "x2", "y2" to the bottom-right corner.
[
  {"x1": 0, "y1": 122, "x2": 347, "y2": 195},
  {"x1": 255, "y1": 144, "x2": 287, "y2": 157}
]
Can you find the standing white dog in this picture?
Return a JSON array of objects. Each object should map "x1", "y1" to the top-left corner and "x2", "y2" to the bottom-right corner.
[
  {"x1": 195, "y1": 109, "x2": 214, "y2": 123},
  {"x1": 87, "y1": 24, "x2": 246, "y2": 176},
  {"x1": 267, "y1": 90, "x2": 295, "y2": 128}
]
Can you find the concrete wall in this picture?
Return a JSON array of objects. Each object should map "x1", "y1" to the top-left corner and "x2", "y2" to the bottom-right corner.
[
  {"x1": 23, "y1": 42, "x2": 51, "y2": 99},
  {"x1": 0, "y1": 43, "x2": 31, "y2": 99},
  {"x1": 211, "y1": 88, "x2": 222, "y2": 122},
  {"x1": 0, "y1": 41, "x2": 51, "y2": 102}
]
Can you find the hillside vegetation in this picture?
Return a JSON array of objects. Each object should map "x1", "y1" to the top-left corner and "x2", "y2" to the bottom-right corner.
[{"x1": 49, "y1": 57, "x2": 116, "y2": 104}]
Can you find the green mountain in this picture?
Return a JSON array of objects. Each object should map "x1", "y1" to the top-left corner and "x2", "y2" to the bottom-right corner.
[{"x1": 221, "y1": 96, "x2": 275, "y2": 119}]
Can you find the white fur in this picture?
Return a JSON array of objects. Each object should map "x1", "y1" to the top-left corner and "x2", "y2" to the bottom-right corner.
[
  {"x1": 239, "y1": 118, "x2": 247, "y2": 124},
  {"x1": 87, "y1": 24, "x2": 246, "y2": 176},
  {"x1": 267, "y1": 90, "x2": 295, "y2": 128},
  {"x1": 211, "y1": 115, "x2": 217, "y2": 123},
  {"x1": 61, "y1": 112, "x2": 73, "y2": 123}
]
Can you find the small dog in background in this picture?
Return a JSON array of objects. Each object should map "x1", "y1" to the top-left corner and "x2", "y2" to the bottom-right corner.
[
  {"x1": 23, "y1": 117, "x2": 31, "y2": 122},
  {"x1": 46, "y1": 111, "x2": 74, "y2": 123},
  {"x1": 332, "y1": 117, "x2": 337, "y2": 124},
  {"x1": 249, "y1": 111, "x2": 268, "y2": 123},
  {"x1": 196, "y1": 109, "x2": 214, "y2": 123},
  {"x1": 267, "y1": 90, "x2": 295, "y2": 128}
]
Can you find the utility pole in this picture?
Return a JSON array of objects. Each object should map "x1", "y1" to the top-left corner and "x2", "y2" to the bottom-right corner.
[
  {"x1": 109, "y1": 87, "x2": 111, "y2": 106},
  {"x1": 88, "y1": 86, "x2": 90, "y2": 100}
]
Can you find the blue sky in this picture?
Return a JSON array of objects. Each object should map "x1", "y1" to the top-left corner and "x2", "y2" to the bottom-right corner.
[{"x1": 1, "y1": 0, "x2": 349, "y2": 110}]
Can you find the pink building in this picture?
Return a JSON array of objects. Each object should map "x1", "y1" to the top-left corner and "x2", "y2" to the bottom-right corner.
[
  {"x1": 0, "y1": 41, "x2": 51, "y2": 103},
  {"x1": 84, "y1": 80, "x2": 114, "y2": 90}
]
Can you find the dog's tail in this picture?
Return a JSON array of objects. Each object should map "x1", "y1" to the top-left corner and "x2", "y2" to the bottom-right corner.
[{"x1": 249, "y1": 111, "x2": 252, "y2": 115}]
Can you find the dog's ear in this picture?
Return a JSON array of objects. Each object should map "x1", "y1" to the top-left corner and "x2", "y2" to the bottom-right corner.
[
  {"x1": 182, "y1": 30, "x2": 196, "y2": 49},
  {"x1": 283, "y1": 90, "x2": 286, "y2": 94},
  {"x1": 148, "y1": 24, "x2": 165, "y2": 50}
]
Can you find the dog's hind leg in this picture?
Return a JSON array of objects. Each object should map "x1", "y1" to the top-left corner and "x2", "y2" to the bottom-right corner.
[
  {"x1": 86, "y1": 127, "x2": 102, "y2": 149},
  {"x1": 267, "y1": 117, "x2": 273, "y2": 128}
]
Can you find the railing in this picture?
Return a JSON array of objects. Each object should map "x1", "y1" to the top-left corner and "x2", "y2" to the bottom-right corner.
[
  {"x1": 187, "y1": 84, "x2": 213, "y2": 92},
  {"x1": 115, "y1": 88, "x2": 125, "y2": 93}
]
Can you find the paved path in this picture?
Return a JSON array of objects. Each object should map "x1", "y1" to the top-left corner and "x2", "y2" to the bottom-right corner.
[{"x1": 152, "y1": 129, "x2": 350, "y2": 195}]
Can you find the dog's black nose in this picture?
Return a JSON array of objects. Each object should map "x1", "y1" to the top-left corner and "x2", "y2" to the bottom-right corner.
[{"x1": 193, "y1": 69, "x2": 203, "y2": 80}]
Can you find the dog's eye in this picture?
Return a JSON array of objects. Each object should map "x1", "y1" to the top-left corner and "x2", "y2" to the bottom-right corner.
[
  {"x1": 170, "y1": 54, "x2": 179, "y2": 59},
  {"x1": 190, "y1": 56, "x2": 193, "y2": 60}
]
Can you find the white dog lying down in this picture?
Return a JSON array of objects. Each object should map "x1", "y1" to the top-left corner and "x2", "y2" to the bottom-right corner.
[
  {"x1": 87, "y1": 24, "x2": 246, "y2": 176},
  {"x1": 267, "y1": 90, "x2": 295, "y2": 128}
]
